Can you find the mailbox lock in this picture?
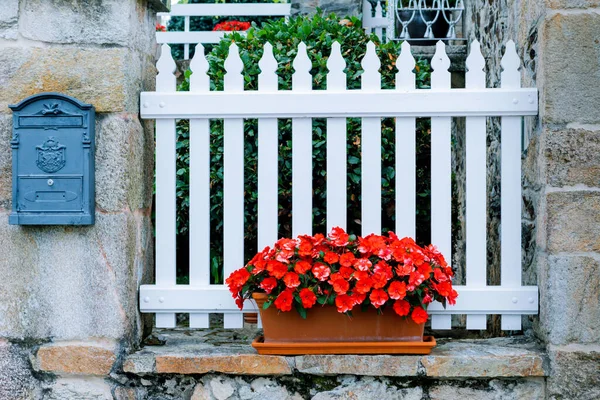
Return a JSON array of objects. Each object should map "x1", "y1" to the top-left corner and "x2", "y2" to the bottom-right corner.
[{"x1": 47, "y1": 179, "x2": 54, "y2": 186}]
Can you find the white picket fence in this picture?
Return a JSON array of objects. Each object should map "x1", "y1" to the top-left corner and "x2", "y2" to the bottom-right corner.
[
  {"x1": 157, "y1": 2, "x2": 291, "y2": 59},
  {"x1": 362, "y1": 0, "x2": 389, "y2": 41},
  {"x1": 139, "y1": 39, "x2": 539, "y2": 330}
]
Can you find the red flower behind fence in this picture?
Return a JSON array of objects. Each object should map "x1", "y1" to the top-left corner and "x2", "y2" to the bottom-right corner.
[
  {"x1": 156, "y1": 23, "x2": 166, "y2": 32},
  {"x1": 227, "y1": 228, "x2": 458, "y2": 324},
  {"x1": 213, "y1": 20, "x2": 251, "y2": 32}
]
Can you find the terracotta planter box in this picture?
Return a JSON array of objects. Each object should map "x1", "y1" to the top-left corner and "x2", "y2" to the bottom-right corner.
[{"x1": 250, "y1": 293, "x2": 435, "y2": 354}]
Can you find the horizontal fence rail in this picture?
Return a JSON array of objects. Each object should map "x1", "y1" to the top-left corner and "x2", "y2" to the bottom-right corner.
[{"x1": 140, "y1": 39, "x2": 539, "y2": 330}]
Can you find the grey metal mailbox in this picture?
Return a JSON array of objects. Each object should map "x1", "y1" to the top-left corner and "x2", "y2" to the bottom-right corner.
[{"x1": 9, "y1": 93, "x2": 95, "y2": 225}]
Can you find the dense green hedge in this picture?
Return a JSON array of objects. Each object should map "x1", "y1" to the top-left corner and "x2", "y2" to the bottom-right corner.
[{"x1": 174, "y1": 13, "x2": 432, "y2": 283}]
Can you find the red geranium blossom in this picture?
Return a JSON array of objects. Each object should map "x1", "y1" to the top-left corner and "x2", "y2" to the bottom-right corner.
[
  {"x1": 312, "y1": 263, "x2": 331, "y2": 281},
  {"x1": 324, "y1": 252, "x2": 339, "y2": 264},
  {"x1": 274, "y1": 289, "x2": 294, "y2": 312},
  {"x1": 393, "y1": 299, "x2": 410, "y2": 316},
  {"x1": 339, "y1": 252, "x2": 356, "y2": 267},
  {"x1": 388, "y1": 280, "x2": 407, "y2": 300},
  {"x1": 213, "y1": 20, "x2": 251, "y2": 31},
  {"x1": 299, "y1": 288, "x2": 317, "y2": 309},
  {"x1": 259, "y1": 277, "x2": 277, "y2": 294},
  {"x1": 283, "y1": 272, "x2": 300, "y2": 289},
  {"x1": 335, "y1": 294, "x2": 355, "y2": 313},
  {"x1": 411, "y1": 306, "x2": 429, "y2": 324},
  {"x1": 369, "y1": 289, "x2": 389, "y2": 308},
  {"x1": 155, "y1": 23, "x2": 166, "y2": 32}
]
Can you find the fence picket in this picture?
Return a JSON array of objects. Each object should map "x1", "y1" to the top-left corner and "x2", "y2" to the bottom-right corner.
[
  {"x1": 258, "y1": 43, "x2": 279, "y2": 250},
  {"x1": 500, "y1": 41, "x2": 523, "y2": 331},
  {"x1": 326, "y1": 42, "x2": 348, "y2": 231},
  {"x1": 188, "y1": 45, "x2": 211, "y2": 328},
  {"x1": 154, "y1": 44, "x2": 178, "y2": 328},
  {"x1": 430, "y1": 41, "x2": 452, "y2": 330},
  {"x1": 361, "y1": 41, "x2": 382, "y2": 235},
  {"x1": 465, "y1": 40, "x2": 488, "y2": 330},
  {"x1": 395, "y1": 41, "x2": 417, "y2": 239},
  {"x1": 292, "y1": 42, "x2": 313, "y2": 237},
  {"x1": 223, "y1": 44, "x2": 245, "y2": 329}
]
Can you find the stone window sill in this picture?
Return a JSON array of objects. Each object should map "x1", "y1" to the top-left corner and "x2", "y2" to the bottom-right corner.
[{"x1": 123, "y1": 328, "x2": 547, "y2": 378}]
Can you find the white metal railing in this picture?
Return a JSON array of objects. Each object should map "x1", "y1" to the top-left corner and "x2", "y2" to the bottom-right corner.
[
  {"x1": 157, "y1": 2, "x2": 291, "y2": 59},
  {"x1": 140, "y1": 39, "x2": 539, "y2": 330},
  {"x1": 363, "y1": 0, "x2": 465, "y2": 42}
]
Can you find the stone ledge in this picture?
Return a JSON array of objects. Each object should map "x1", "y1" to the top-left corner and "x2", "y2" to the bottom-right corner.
[
  {"x1": 35, "y1": 340, "x2": 117, "y2": 376},
  {"x1": 123, "y1": 329, "x2": 548, "y2": 378}
]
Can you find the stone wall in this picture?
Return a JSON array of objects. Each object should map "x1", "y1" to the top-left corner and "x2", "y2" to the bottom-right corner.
[
  {"x1": 291, "y1": 0, "x2": 363, "y2": 17},
  {"x1": 466, "y1": 0, "x2": 600, "y2": 398},
  {"x1": 0, "y1": 0, "x2": 160, "y2": 398}
]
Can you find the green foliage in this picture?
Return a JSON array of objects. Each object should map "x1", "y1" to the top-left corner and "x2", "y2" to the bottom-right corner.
[{"x1": 175, "y1": 13, "x2": 432, "y2": 283}]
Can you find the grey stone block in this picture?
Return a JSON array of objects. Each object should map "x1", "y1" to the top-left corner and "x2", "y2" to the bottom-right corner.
[
  {"x1": 43, "y1": 377, "x2": 113, "y2": 400},
  {"x1": 0, "y1": 114, "x2": 12, "y2": 211},
  {"x1": 545, "y1": 128, "x2": 600, "y2": 188},
  {"x1": 541, "y1": 255, "x2": 600, "y2": 345},
  {"x1": 547, "y1": 343, "x2": 600, "y2": 400},
  {"x1": 311, "y1": 377, "x2": 423, "y2": 400},
  {"x1": 546, "y1": 0, "x2": 600, "y2": 8},
  {"x1": 543, "y1": 12, "x2": 600, "y2": 124},
  {"x1": 547, "y1": 191, "x2": 600, "y2": 254},
  {"x1": 0, "y1": 46, "x2": 147, "y2": 113},
  {"x1": 0, "y1": 340, "x2": 40, "y2": 400},
  {"x1": 291, "y1": 0, "x2": 363, "y2": 17},
  {"x1": 0, "y1": 0, "x2": 19, "y2": 40},
  {"x1": 0, "y1": 211, "x2": 152, "y2": 341},
  {"x1": 429, "y1": 378, "x2": 545, "y2": 400},
  {"x1": 19, "y1": 0, "x2": 156, "y2": 55},
  {"x1": 95, "y1": 114, "x2": 154, "y2": 213}
]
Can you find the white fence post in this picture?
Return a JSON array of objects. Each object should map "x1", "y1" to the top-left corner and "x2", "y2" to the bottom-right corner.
[
  {"x1": 223, "y1": 43, "x2": 245, "y2": 329},
  {"x1": 188, "y1": 44, "x2": 211, "y2": 329},
  {"x1": 291, "y1": 42, "x2": 313, "y2": 237},
  {"x1": 154, "y1": 44, "x2": 178, "y2": 328},
  {"x1": 465, "y1": 40, "x2": 488, "y2": 330},
  {"x1": 326, "y1": 41, "x2": 348, "y2": 232},
  {"x1": 430, "y1": 41, "x2": 452, "y2": 330},
  {"x1": 500, "y1": 41, "x2": 524, "y2": 331},
  {"x1": 395, "y1": 41, "x2": 417, "y2": 239},
  {"x1": 361, "y1": 41, "x2": 383, "y2": 236}
]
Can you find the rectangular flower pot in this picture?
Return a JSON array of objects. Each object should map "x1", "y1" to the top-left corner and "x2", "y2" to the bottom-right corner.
[{"x1": 251, "y1": 293, "x2": 425, "y2": 344}]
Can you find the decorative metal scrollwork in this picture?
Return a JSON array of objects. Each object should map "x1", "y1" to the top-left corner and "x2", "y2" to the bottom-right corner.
[{"x1": 391, "y1": 0, "x2": 465, "y2": 41}]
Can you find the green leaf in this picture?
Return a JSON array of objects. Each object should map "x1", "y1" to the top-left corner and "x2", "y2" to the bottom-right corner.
[{"x1": 262, "y1": 300, "x2": 273, "y2": 310}]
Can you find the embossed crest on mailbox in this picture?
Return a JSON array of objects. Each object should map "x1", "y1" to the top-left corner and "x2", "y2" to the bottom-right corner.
[{"x1": 9, "y1": 93, "x2": 95, "y2": 225}]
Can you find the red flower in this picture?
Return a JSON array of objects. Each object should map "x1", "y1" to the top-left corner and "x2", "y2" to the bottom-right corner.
[
  {"x1": 411, "y1": 306, "x2": 429, "y2": 324},
  {"x1": 274, "y1": 289, "x2": 294, "y2": 312},
  {"x1": 299, "y1": 288, "x2": 317, "y2": 309},
  {"x1": 324, "y1": 252, "x2": 339, "y2": 264},
  {"x1": 408, "y1": 271, "x2": 425, "y2": 289},
  {"x1": 155, "y1": 23, "x2": 166, "y2": 32},
  {"x1": 369, "y1": 289, "x2": 389, "y2": 308},
  {"x1": 417, "y1": 262, "x2": 432, "y2": 278},
  {"x1": 294, "y1": 260, "x2": 312, "y2": 275},
  {"x1": 448, "y1": 289, "x2": 458, "y2": 306},
  {"x1": 297, "y1": 236, "x2": 313, "y2": 257},
  {"x1": 388, "y1": 280, "x2": 407, "y2": 300},
  {"x1": 328, "y1": 227, "x2": 349, "y2": 247},
  {"x1": 259, "y1": 277, "x2": 277, "y2": 294},
  {"x1": 267, "y1": 260, "x2": 288, "y2": 279},
  {"x1": 351, "y1": 292, "x2": 367, "y2": 306},
  {"x1": 374, "y1": 261, "x2": 393, "y2": 280},
  {"x1": 235, "y1": 296, "x2": 244, "y2": 310},
  {"x1": 339, "y1": 266, "x2": 354, "y2": 279},
  {"x1": 393, "y1": 299, "x2": 410, "y2": 316},
  {"x1": 339, "y1": 252, "x2": 356, "y2": 267},
  {"x1": 395, "y1": 261, "x2": 413, "y2": 276},
  {"x1": 213, "y1": 20, "x2": 251, "y2": 32},
  {"x1": 354, "y1": 277, "x2": 373, "y2": 294},
  {"x1": 335, "y1": 294, "x2": 355, "y2": 313},
  {"x1": 371, "y1": 271, "x2": 389, "y2": 289},
  {"x1": 331, "y1": 277, "x2": 350, "y2": 295},
  {"x1": 434, "y1": 268, "x2": 449, "y2": 282},
  {"x1": 354, "y1": 258, "x2": 372, "y2": 272},
  {"x1": 435, "y1": 281, "x2": 453, "y2": 297},
  {"x1": 312, "y1": 263, "x2": 331, "y2": 281},
  {"x1": 283, "y1": 272, "x2": 300, "y2": 289},
  {"x1": 226, "y1": 268, "x2": 250, "y2": 293}
]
